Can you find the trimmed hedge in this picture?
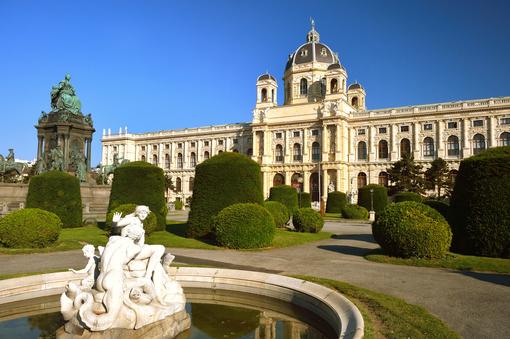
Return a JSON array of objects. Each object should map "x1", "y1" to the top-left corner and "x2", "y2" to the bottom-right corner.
[
  {"x1": 26, "y1": 171, "x2": 82, "y2": 228},
  {"x1": 394, "y1": 192, "x2": 423, "y2": 203},
  {"x1": 214, "y1": 203, "x2": 275, "y2": 249},
  {"x1": 292, "y1": 208, "x2": 324, "y2": 233},
  {"x1": 0, "y1": 208, "x2": 62, "y2": 248},
  {"x1": 372, "y1": 201, "x2": 452, "y2": 258},
  {"x1": 299, "y1": 192, "x2": 311, "y2": 208},
  {"x1": 174, "y1": 200, "x2": 183, "y2": 211},
  {"x1": 268, "y1": 185, "x2": 298, "y2": 216},
  {"x1": 108, "y1": 161, "x2": 167, "y2": 230},
  {"x1": 263, "y1": 201, "x2": 290, "y2": 228},
  {"x1": 450, "y1": 146, "x2": 510, "y2": 257},
  {"x1": 105, "y1": 203, "x2": 159, "y2": 235},
  {"x1": 358, "y1": 184, "x2": 388, "y2": 214},
  {"x1": 326, "y1": 191, "x2": 347, "y2": 213},
  {"x1": 423, "y1": 200, "x2": 450, "y2": 220},
  {"x1": 187, "y1": 153, "x2": 263, "y2": 238},
  {"x1": 341, "y1": 204, "x2": 369, "y2": 219}
]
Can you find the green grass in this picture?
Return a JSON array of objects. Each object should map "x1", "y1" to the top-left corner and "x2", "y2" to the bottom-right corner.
[
  {"x1": 147, "y1": 221, "x2": 219, "y2": 250},
  {"x1": 366, "y1": 249, "x2": 510, "y2": 274},
  {"x1": 323, "y1": 212, "x2": 341, "y2": 220},
  {"x1": 270, "y1": 228, "x2": 332, "y2": 248},
  {"x1": 294, "y1": 275, "x2": 459, "y2": 339}
]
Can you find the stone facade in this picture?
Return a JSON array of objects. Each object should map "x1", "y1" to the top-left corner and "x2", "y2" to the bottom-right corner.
[{"x1": 102, "y1": 24, "x2": 510, "y2": 204}]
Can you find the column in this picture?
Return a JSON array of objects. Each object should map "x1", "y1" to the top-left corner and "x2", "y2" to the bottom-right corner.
[
  {"x1": 462, "y1": 119, "x2": 470, "y2": 158},
  {"x1": 368, "y1": 126, "x2": 376, "y2": 161},
  {"x1": 349, "y1": 127, "x2": 356, "y2": 162},
  {"x1": 321, "y1": 125, "x2": 328, "y2": 160},
  {"x1": 489, "y1": 116, "x2": 497, "y2": 147},
  {"x1": 413, "y1": 122, "x2": 420, "y2": 159},
  {"x1": 335, "y1": 124, "x2": 342, "y2": 161},
  {"x1": 37, "y1": 136, "x2": 43, "y2": 159},
  {"x1": 87, "y1": 138, "x2": 92, "y2": 170},
  {"x1": 159, "y1": 143, "x2": 163, "y2": 168},
  {"x1": 390, "y1": 124, "x2": 398, "y2": 160},
  {"x1": 183, "y1": 141, "x2": 188, "y2": 168},
  {"x1": 303, "y1": 170, "x2": 310, "y2": 193},
  {"x1": 263, "y1": 130, "x2": 272, "y2": 163},
  {"x1": 322, "y1": 169, "x2": 328, "y2": 199},
  {"x1": 342, "y1": 122, "x2": 349, "y2": 162},
  {"x1": 285, "y1": 172, "x2": 291, "y2": 185},
  {"x1": 302, "y1": 129, "x2": 308, "y2": 162},
  {"x1": 336, "y1": 169, "x2": 341, "y2": 191},
  {"x1": 437, "y1": 120, "x2": 445, "y2": 158}
]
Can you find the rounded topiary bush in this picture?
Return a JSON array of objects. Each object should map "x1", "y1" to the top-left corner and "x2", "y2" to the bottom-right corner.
[
  {"x1": 188, "y1": 153, "x2": 263, "y2": 238},
  {"x1": 299, "y1": 192, "x2": 311, "y2": 208},
  {"x1": 214, "y1": 203, "x2": 275, "y2": 249},
  {"x1": 268, "y1": 185, "x2": 298, "y2": 216},
  {"x1": 263, "y1": 201, "x2": 290, "y2": 228},
  {"x1": 341, "y1": 204, "x2": 369, "y2": 219},
  {"x1": 394, "y1": 192, "x2": 423, "y2": 203},
  {"x1": 105, "y1": 203, "x2": 158, "y2": 235},
  {"x1": 174, "y1": 200, "x2": 183, "y2": 211},
  {"x1": 26, "y1": 171, "x2": 82, "y2": 228},
  {"x1": 326, "y1": 191, "x2": 347, "y2": 213},
  {"x1": 0, "y1": 208, "x2": 62, "y2": 248},
  {"x1": 450, "y1": 146, "x2": 510, "y2": 257},
  {"x1": 358, "y1": 184, "x2": 388, "y2": 214},
  {"x1": 292, "y1": 208, "x2": 324, "y2": 233},
  {"x1": 108, "y1": 161, "x2": 167, "y2": 230},
  {"x1": 423, "y1": 200, "x2": 450, "y2": 220},
  {"x1": 372, "y1": 201, "x2": 452, "y2": 258}
]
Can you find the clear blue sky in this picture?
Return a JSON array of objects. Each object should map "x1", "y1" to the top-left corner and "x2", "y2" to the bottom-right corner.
[{"x1": 1, "y1": 0, "x2": 509, "y2": 165}]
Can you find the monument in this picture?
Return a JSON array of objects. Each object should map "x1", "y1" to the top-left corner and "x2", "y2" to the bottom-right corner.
[
  {"x1": 35, "y1": 74, "x2": 95, "y2": 180},
  {"x1": 60, "y1": 206, "x2": 189, "y2": 338}
]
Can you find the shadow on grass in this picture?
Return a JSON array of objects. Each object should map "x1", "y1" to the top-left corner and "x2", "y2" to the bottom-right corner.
[
  {"x1": 317, "y1": 244, "x2": 372, "y2": 257},
  {"x1": 332, "y1": 233, "x2": 377, "y2": 244},
  {"x1": 165, "y1": 222, "x2": 217, "y2": 246},
  {"x1": 459, "y1": 271, "x2": 510, "y2": 287}
]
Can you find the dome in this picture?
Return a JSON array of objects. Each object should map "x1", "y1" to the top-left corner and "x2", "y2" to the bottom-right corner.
[
  {"x1": 327, "y1": 63, "x2": 344, "y2": 71},
  {"x1": 285, "y1": 23, "x2": 339, "y2": 71},
  {"x1": 348, "y1": 83, "x2": 363, "y2": 90},
  {"x1": 257, "y1": 73, "x2": 276, "y2": 82}
]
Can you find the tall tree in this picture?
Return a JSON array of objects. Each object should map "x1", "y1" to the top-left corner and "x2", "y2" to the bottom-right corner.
[
  {"x1": 387, "y1": 154, "x2": 424, "y2": 193},
  {"x1": 424, "y1": 158, "x2": 451, "y2": 198}
]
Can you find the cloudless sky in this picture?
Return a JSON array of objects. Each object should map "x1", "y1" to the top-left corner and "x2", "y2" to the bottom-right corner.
[{"x1": 1, "y1": 0, "x2": 509, "y2": 165}]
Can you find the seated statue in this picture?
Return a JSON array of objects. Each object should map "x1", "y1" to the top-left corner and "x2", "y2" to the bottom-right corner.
[{"x1": 50, "y1": 74, "x2": 82, "y2": 114}]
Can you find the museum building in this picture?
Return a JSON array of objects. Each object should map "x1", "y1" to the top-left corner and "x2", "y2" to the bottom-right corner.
[{"x1": 102, "y1": 24, "x2": 510, "y2": 204}]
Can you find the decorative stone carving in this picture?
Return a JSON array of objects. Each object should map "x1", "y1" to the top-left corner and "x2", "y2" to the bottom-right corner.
[{"x1": 61, "y1": 206, "x2": 188, "y2": 335}]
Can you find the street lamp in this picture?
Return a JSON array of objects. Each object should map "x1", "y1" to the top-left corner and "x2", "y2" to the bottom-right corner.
[
  {"x1": 297, "y1": 176, "x2": 304, "y2": 208},
  {"x1": 370, "y1": 188, "x2": 374, "y2": 212}
]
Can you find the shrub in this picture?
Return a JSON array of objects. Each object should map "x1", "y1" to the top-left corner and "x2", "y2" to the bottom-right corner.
[
  {"x1": 299, "y1": 192, "x2": 311, "y2": 208},
  {"x1": 263, "y1": 201, "x2": 290, "y2": 227},
  {"x1": 292, "y1": 208, "x2": 324, "y2": 233},
  {"x1": 450, "y1": 146, "x2": 510, "y2": 257},
  {"x1": 326, "y1": 191, "x2": 347, "y2": 213},
  {"x1": 105, "y1": 203, "x2": 158, "y2": 235},
  {"x1": 357, "y1": 184, "x2": 388, "y2": 214},
  {"x1": 26, "y1": 171, "x2": 82, "y2": 228},
  {"x1": 394, "y1": 192, "x2": 423, "y2": 203},
  {"x1": 0, "y1": 208, "x2": 62, "y2": 248},
  {"x1": 187, "y1": 153, "x2": 263, "y2": 238},
  {"x1": 372, "y1": 201, "x2": 452, "y2": 258},
  {"x1": 423, "y1": 200, "x2": 450, "y2": 220},
  {"x1": 108, "y1": 162, "x2": 167, "y2": 231},
  {"x1": 174, "y1": 200, "x2": 183, "y2": 211},
  {"x1": 268, "y1": 185, "x2": 298, "y2": 216},
  {"x1": 341, "y1": 204, "x2": 369, "y2": 219},
  {"x1": 214, "y1": 203, "x2": 275, "y2": 249}
]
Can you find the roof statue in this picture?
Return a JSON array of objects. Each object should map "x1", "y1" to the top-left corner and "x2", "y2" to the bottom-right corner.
[{"x1": 50, "y1": 74, "x2": 82, "y2": 115}]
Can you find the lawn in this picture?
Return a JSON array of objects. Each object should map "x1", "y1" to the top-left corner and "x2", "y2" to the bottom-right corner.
[{"x1": 365, "y1": 249, "x2": 510, "y2": 274}]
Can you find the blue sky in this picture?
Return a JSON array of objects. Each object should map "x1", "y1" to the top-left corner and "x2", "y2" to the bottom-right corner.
[{"x1": 1, "y1": 0, "x2": 509, "y2": 165}]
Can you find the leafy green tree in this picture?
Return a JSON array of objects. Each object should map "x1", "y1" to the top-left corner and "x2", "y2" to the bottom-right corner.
[
  {"x1": 424, "y1": 158, "x2": 451, "y2": 198},
  {"x1": 387, "y1": 154, "x2": 424, "y2": 193}
]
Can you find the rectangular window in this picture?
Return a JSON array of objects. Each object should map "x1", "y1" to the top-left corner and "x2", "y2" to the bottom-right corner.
[
  {"x1": 400, "y1": 125, "x2": 409, "y2": 132},
  {"x1": 177, "y1": 143, "x2": 182, "y2": 148},
  {"x1": 378, "y1": 127, "x2": 387, "y2": 134},
  {"x1": 191, "y1": 142, "x2": 196, "y2": 148},
  {"x1": 311, "y1": 129, "x2": 319, "y2": 136},
  {"x1": 447, "y1": 121, "x2": 458, "y2": 129},
  {"x1": 233, "y1": 138, "x2": 238, "y2": 144},
  {"x1": 141, "y1": 146, "x2": 146, "y2": 151},
  {"x1": 357, "y1": 129, "x2": 366, "y2": 135},
  {"x1": 293, "y1": 131, "x2": 300, "y2": 138},
  {"x1": 275, "y1": 132, "x2": 282, "y2": 139},
  {"x1": 204, "y1": 141, "x2": 209, "y2": 147},
  {"x1": 472, "y1": 120, "x2": 484, "y2": 127},
  {"x1": 218, "y1": 140, "x2": 224, "y2": 145},
  {"x1": 423, "y1": 123, "x2": 433, "y2": 131},
  {"x1": 500, "y1": 117, "x2": 510, "y2": 125},
  {"x1": 153, "y1": 145, "x2": 158, "y2": 151},
  {"x1": 165, "y1": 144, "x2": 170, "y2": 149}
]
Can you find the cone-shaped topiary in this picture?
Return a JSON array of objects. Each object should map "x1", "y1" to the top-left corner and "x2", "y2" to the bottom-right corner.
[
  {"x1": 357, "y1": 184, "x2": 388, "y2": 214},
  {"x1": 268, "y1": 185, "x2": 298, "y2": 216},
  {"x1": 263, "y1": 201, "x2": 290, "y2": 228},
  {"x1": 326, "y1": 191, "x2": 347, "y2": 213},
  {"x1": 108, "y1": 162, "x2": 167, "y2": 230},
  {"x1": 105, "y1": 203, "x2": 158, "y2": 235},
  {"x1": 292, "y1": 208, "x2": 324, "y2": 233},
  {"x1": 187, "y1": 152, "x2": 263, "y2": 238},
  {"x1": 299, "y1": 192, "x2": 311, "y2": 208},
  {"x1": 450, "y1": 146, "x2": 510, "y2": 257},
  {"x1": 26, "y1": 171, "x2": 82, "y2": 228}
]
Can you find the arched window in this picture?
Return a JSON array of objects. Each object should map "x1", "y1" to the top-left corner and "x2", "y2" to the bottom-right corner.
[
  {"x1": 152, "y1": 155, "x2": 158, "y2": 166},
  {"x1": 500, "y1": 132, "x2": 510, "y2": 146},
  {"x1": 300, "y1": 78, "x2": 308, "y2": 96},
  {"x1": 261, "y1": 88, "x2": 268, "y2": 102},
  {"x1": 357, "y1": 172, "x2": 367, "y2": 188},
  {"x1": 330, "y1": 79, "x2": 338, "y2": 93},
  {"x1": 473, "y1": 134, "x2": 486, "y2": 155},
  {"x1": 293, "y1": 143, "x2": 302, "y2": 162},
  {"x1": 400, "y1": 138, "x2": 411, "y2": 157},
  {"x1": 141, "y1": 155, "x2": 146, "y2": 162},
  {"x1": 165, "y1": 154, "x2": 170, "y2": 169},
  {"x1": 275, "y1": 144, "x2": 284, "y2": 162},
  {"x1": 291, "y1": 173, "x2": 303, "y2": 192},
  {"x1": 273, "y1": 173, "x2": 285, "y2": 186},
  {"x1": 357, "y1": 141, "x2": 367, "y2": 160},
  {"x1": 378, "y1": 140, "x2": 388, "y2": 159},
  {"x1": 218, "y1": 150, "x2": 223, "y2": 154},
  {"x1": 247, "y1": 148, "x2": 253, "y2": 156},
  {"x1": 204, "y1": 151, "x2": 210, "y2": 160},
  {"x1": 351, "y1": 96, "x2": 359, "y2": 108},
  {"x1": 423, "y1": 137, "x2": 435, "y2": 157},
  {"x1": 312, "y1": 142, "x2": 321, "y2": 162},
  {"x1": 189, "y1": 177, "x2": 194, "y2": 191},
  {"x1": 190, "y1": 152, "x2": 196, "y2": 167},
  {"x1": 447, "y1": 135, "x2": 460, "y2": 156},
  {"x1": 177, "y1": 153, "x2": 183, "y2": 168},
  {"x1": 271, "y1": 89, "x2": 275, "y2": 103},
  {"x1": 378, "y1": 171, "x2": 389, "y2": 187},
  {"x1": 176, "y1": 177, "x2": 182, "y2": 192}
]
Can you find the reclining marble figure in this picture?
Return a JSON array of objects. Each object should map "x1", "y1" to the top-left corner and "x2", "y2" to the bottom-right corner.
[{"x1": 61, "y1": 205, "x2": 187, "y2": 333}]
